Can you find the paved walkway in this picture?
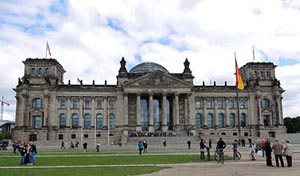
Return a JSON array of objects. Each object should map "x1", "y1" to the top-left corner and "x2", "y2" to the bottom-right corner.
[{"x1": 138, "y1": 153, "x2": 300, "y2": 176}]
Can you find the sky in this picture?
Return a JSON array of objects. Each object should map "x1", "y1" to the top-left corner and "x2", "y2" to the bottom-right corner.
[{"x1": 0, "y1": 0, "x2": 300, "y2": 122}]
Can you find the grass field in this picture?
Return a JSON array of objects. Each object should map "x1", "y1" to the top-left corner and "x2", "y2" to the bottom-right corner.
[{"x1": 0, "y1": 146, "x2": 230, "y2": 176}]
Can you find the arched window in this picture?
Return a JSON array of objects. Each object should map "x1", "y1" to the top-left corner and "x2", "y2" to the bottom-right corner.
[
  {"x1": 207, "y1": 113, "x2": 214, "y2": 128},
  {"x1": 38, "y1": 68, "x2": 43, "y2": 75},
  {"x1": 84, "y1": 114, "x2": 91, "y2": 129},
  {"x1": 195, "y1": 113, "x2": 202, "y2": 128},
  {"x1": 96, "y1": 114, "x2": 104, "y2": 129},
  {"x1": 109, "y1": 113, "x2": 115, "y2": 129},
  {"x1": 59, "y1": 113, "x2": 66, "y2": 128},
  {"x1": 218, "y1": 113, "x2": 225, "y2": 128},
  {"x1": 72, "y1": 114, "x2": 79, "y2": 129},
  {"x1": 229, "y1": 113, "x2": 235, "y2": 127},
  {"x1": 241, "y1": 113, "x2": 246, "y2": 127},
  {"x1": 45, "y1": 68, "x2": 49, "y2": 75},
  {"x1": 32, "y1": 98, "x2": 43, "y2": 108},
  {"x1": 31, "y1": 68, "x2": 36, "y2": 76}
]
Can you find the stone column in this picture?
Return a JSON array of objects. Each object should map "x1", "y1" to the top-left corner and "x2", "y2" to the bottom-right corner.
[
  {"x1": 148, "y1": 93, "x2": 154, "y2": 132},
  {"x1": 214, "y1": 98, "x2": 218, "y2": 128},
  {"x1": 174, "y1": 93, "x2": 180, "y2": 127},
  {"x1": 43, "y1": 94, "x2": 49, "y2": 127},
  {"x1": 188, "y1": 93, "x2": 196, "y2": 135},
  {"x1": 162, "y1": 93, "x2": 168, "y2": 132},
  {"x1": 91, "y1": 97, "x2": 95, "y2": 128},
  {"x1": 277, "y1": 96, "x2": 283, "y2": 125},
  {"x1": 203, "y1": 98, "x2": 207, "y2": 127},
  {"x1": 136, "y1": 93, "x2": 142, "y2": 131},
  {"x1": 67, "y1": 97, "x2": 71, "y2": 127},
  {"x1": 123, "y1": 93, "x2": 129, "y2": 126},
  {"x1": 255, "y1": 95, "x2": 262, "y2": 125},
  {"x1": 225, "y1": 98, "x2": 229, "y2": 127},
  {"x1": 79, "y1": 97, "x2": 84, "y2": 128},
  {"x1": 103, "y1": 97, "x2": 107, "y2": 127}
]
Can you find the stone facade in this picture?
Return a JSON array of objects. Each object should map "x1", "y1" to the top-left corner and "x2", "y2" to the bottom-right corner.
[{"x1": 12, "y1": 57, "x2": 286, "y2": 145}]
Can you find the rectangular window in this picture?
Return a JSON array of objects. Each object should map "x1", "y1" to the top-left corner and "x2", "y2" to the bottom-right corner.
[
  {"x1": 71, "y1": 134, "x2": 76, "y2": 139},
  {"x1": 109, "y1": 99, "x2": 115, "y2": 109},
  {"x1": 33, "y1": 115, "x2": 42, "y2": 129},
  {"x1": 195, "y1": 100, "x2": 201, "y2": 109},
  {"x1": 60, "y1": 100, "x2": 66, "y2": 108},
  {"x1": 85, "y1": 100, "x2": 90, "y2": 109},
  {"x1": 217, "y1": 100, "x2": 224, "y2": 109},
  {"x1": 229, "y1": 99, "x2": 235, "y2": 109},
  {"x1": 73, "y1": 100, "x2": 78, "y2": 109},
  {"x1": 58, "y1": 134, "x2": 64, "y2": 140},
  {"x1": 97, "y1": 100, "x2": 102, "y2": 109},
  {"x1": 84, "y1": 134, "x2": 89, "y2": 138},
  {"x1": 207, "y1": 100, "x2": 213, "y2": 109}
]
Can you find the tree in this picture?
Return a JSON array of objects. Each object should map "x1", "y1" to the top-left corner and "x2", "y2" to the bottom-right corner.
[{"x1": 284, "y1": 116, "x2": 300, "y2": 133}]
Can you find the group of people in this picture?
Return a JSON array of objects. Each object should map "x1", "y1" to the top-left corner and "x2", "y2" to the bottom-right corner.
[
  {"x1": 13, "y1": 141, "x2": 37, "y2": 165},
  {"x1": 137, "y1": 139, "x2": 148, "y2": 155},
  {"x1": 262, "y1": 138, "x2": 293, "y2": 167}
]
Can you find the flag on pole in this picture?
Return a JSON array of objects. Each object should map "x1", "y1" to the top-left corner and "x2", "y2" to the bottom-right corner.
[
  {"x1": 235, "y1": 54, "x2": 244, "y2": 90},
  {"x1": 46, "y1": 41, "x2": 51, "y2": 57}
]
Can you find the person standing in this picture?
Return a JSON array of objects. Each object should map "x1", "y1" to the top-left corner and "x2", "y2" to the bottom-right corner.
[
  {"x1": 208, "y1": 139, "x2": 212, "y2": 149},
  {"x1": 265, "y1": 138, "x2": 273, "y2": 166},
  {"x1": 83, "y1": 141, "x2": 88, "y2": 153},
  {"x1": 96, "y1": 142, "x2": 101, "y2": 152},
  {"x1": 143, "y1": 139, "x2": 148, "y2": 153},
  {"x1": 283, "y1": 139, "x2": 293, "y2": 167},
  {"x1": 138, "y1": 141, "x2": 143, "y2": 155},
  {"x1": 200, "y1": 139, "x2": 207, "y2": 160},
  {"x1": 187, "y1": 139, "x2": 191, "y2": 149},
  {"x1": 272, "y1": 139, "x2": 284, "y2": 167}
]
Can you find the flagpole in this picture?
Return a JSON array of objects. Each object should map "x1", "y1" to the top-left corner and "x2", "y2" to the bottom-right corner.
[
  {"x1": 235, "y1": 52, "x2": 242, "y2": 146},
  {"x1": 45, "y1": 41, "x2": 48, "y2": 58}
]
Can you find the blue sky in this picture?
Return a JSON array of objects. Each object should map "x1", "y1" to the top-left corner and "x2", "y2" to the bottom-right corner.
[{"x1": 0, "y1": 0, "x2": 300, "y2": 121}]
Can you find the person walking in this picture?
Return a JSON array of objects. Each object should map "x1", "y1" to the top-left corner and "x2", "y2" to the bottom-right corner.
[
  {"x1": 138, "y1": 141, "x2": 143, "y2": 155},
  {"x1": 61, "y1": 141, "x2": 65, "y2": 149},
  {"x1": 272, "y1": 138, "x2": 284, "y2": 167},
  {"x1": 283, "y1": 139, "x2": 293, "y2": 167}
]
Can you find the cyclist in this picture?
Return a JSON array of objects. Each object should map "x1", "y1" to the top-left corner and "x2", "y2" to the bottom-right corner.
[
  {"x1": 232, "y1": 139, "x2": 241, "y2": 160},
  {"x1": 216, "y1": 138, "x2": 226, "y2": 163}
]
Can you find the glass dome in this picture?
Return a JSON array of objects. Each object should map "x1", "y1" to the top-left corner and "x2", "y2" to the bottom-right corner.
[{"x1": 129, "y1": 62, "x2": 169, "y2": 73}]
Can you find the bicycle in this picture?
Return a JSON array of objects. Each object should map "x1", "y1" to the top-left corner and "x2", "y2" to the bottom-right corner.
[
  {"x1": 233, "y1": 148, "x2": 241, "y2": 161},
  {"x1": 215, "y1": 149, "x2": 224, "y2": 164}
]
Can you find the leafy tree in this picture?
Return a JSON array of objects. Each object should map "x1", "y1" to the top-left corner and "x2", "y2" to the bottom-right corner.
[{"x1": 284, "y1": 116, "x2": 300, "y2": 133}]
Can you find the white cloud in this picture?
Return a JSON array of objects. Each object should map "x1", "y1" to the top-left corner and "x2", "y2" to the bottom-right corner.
[{"x1": 0, "y1": 0, "x2": 300, "y2": 121}]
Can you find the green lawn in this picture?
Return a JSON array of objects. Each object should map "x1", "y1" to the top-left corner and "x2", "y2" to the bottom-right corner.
[{"x1": 0, "y1": 148, "x2": 230, "y2": 176}]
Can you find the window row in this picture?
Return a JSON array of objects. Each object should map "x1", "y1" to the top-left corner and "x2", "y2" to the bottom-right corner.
[
  {"x1": 59, "y1": 98, "x2": 115, "y2": 109},
  {"x1": 195, "y1": 99, "x2": 247, "y2": 109},
  {"x1": 31, "y1": 67, "x2": 49, "y2": 76},
  {"x1": 59, "y1": 113, "x2": 115, "y2": 129},
  {"x1": 195, "y1": 113, "x2": 247, "y2": 129}
]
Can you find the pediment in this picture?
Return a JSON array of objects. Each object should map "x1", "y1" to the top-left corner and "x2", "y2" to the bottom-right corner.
[{"x1": 124, "y1": 71, "x2": 191, "y2": 88}]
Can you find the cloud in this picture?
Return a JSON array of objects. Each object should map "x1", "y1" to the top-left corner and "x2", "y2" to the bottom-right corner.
[{"x1": 0, "y1": 0, "x2": 300, "y2": 121}]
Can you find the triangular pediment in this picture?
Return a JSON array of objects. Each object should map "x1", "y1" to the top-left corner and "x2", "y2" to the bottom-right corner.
[{"x1": 124, "y1": 71, "x2": 192, "y2": 88}]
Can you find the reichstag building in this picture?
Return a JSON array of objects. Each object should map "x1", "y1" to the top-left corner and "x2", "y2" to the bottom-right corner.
[{"x1": 12, "y1": 57, "x2": 286, "y2": 145}]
